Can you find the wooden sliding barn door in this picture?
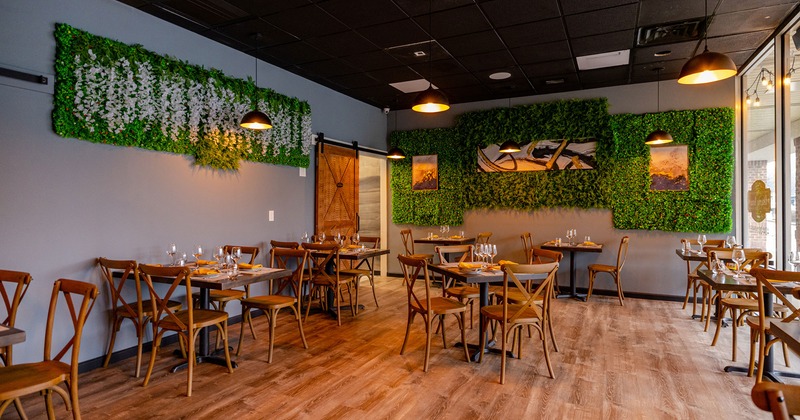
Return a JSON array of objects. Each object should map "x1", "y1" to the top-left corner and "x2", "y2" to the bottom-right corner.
[{"x1": 315, "y1": 142, "x2": 358, "y2": 239}]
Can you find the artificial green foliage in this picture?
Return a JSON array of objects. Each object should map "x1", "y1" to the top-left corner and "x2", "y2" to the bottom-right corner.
[
  {"x1": 391, "y1": 97, "x2": 734, "y2": 233},
  {"x1": 53, "y1": 23, "x2": 312, "y2": 170}
]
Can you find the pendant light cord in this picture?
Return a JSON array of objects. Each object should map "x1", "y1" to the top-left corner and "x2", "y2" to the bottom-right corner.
[{"x1": 427, "y1": 0, "x2": 432, "y2": 88}]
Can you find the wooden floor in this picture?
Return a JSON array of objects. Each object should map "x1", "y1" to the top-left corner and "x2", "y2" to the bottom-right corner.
[{"x1": 3, "y1": 277, "x2": 797, "y2": 419}]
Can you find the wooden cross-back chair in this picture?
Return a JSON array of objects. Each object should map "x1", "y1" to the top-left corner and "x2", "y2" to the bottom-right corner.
[
  {"x1": 520, "y1": 232, "x2": 534, "y2": 262},
  {"x1": 237, "y1": 248, "x2": 309, "y2": 362},
  {"x1": 270, "y1": 240, "x2": 302, "y2": 297},
  {"x1": 587, "y1": 236, "x2": 629, "y2": 306},
  {"x1": 752, "y1": 382, "x2": 800, "y2": 419},
  {"x1": 0, "y1": 269, "x2": 31, "y2": 367},
  {"x1": 748, "y1": 268, "x2": 800, "y2": 383},
  {"x1": 97, "y1": 258, "x2": 181, "y2": 378},
  {"x1": 399, "y1": 229, "x2": 433, "y2": 262},
  {"x1": 139, "y1": 265, "x2": 233, "y2": 397},
  {"x1": 302, "y1": 242, "x2": 357, "y2": 326},
  {"x1": 435, "y1": 244, "x2": 480, "y2": 328},
  {"x1": 0, "y1": 279, "x2": 98, "y2": 419},
  {"x1": 681, "y1": 238, "x2": 726, "y2": 318},
  {"x1": 476, "y1": 232, "x2": 492, "y2": 244},
  {"x1": 339, "y1": 235, "x2": 381, "y2": 308},
  {"x1": 397, "y1": 254, "x2": 469, "y2": 372},
  {"x1": 708, "y1": 249, "x2": 775, "y2": 363},
  {"x1": 480, "y1": 262, "x2": 558, "y2": 384}
]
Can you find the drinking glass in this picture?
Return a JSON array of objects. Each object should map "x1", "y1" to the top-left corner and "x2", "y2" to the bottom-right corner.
[
  {"x1": 445, "y1": 226, "x2": 450, "y2": 236},
  {"x1": 301, "y1": 231, "x2": 309, "y2": 243},
  {"x1": 732, "y1": 246, "x2": 746, "y2": 278},
  {"x1": 177, "y1": 253, "x2": 187, "y2": 267},
  {"x1": 166, "y1": 243, "x2": 177, "y2": 266},
  {"x1": 213, "y1": 246, "x2": 224, "y2": 269},
  {"x1": 489, "y1": 244, "x2": 497, "y2": 264},
  {"x1": 335, "y1": 231, "x2": 342, "y2": 245},
  {"x1": 440, "y1": 226, "x2": 445, "y2": 236},
  {"x1": 231, "y1": 246, "x2": 242, "y2": 274},
  {"x1": 697, "y1": 234, "x2": 707, "y2": 253},
  {"x1": 193, "y1": 245, "x2": 203, "y2": 264},
  {"x1": 319, "y1": 232, "x2": 326, "y2": 243},
  {"x1": 353, "y1": 232, "x2": 360, "y2": 245},
  {"x1": 726, "y1": 235, "x2": 736, "y2": 248},
  {"x1": 473, "y1": 245, "x2": 481, "y2": 262},
  {"x1": 584, "y1": 236, "x2": 591, "y2": 244}
]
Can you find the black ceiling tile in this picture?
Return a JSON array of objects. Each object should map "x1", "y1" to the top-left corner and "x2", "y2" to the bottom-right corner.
[
  {"x1": 521, "y1": 59, "x2": 576, "y2": 78},
  {"x1": 296, "y1": 58, "x2": 360, "y2": 78},
  {"x1": 632, "y1": 40, "x2": 699, "y2": 63},
  {"x1": 496, "y1": 18, "x2": 568, "y2": 49},
  {"x1": 629, "y1": 59, "x2": 687, "y2": 81},
  {"x1": 139, "y1": 3, "x2": 211, "y2": 32},
  {"x1": 343, "y1": 50, "x2": 403, "y2": 71},
  {"x1": 578, "y1": 66, "x2": 629, "y2": 83},
  {"x1": 393, "y1": 0, "x2": 476, "y2": 17},
  {"x1": 409, "y1": 58, "x2": 466, "y2": 77},
  {"x1": 328, "y1": 72, "x2": 382, "y2": 89},
  {"x1": 356, "y1": 19, "x2": 429, "y2": 49},
  {"x1": 479, "y1": 0, "x2": 560, "y2": 28},
  {"x1": 708, "y1": 5, "x2": 796, "y2": 38},
  {"x1": 223, "y1": 0, "x2": 310, "y2": 17},
  {"x1": 266, "y1": 5, "x2": 348, "y2": 39},
  {"x1": 262, "y1": 41, "x2": 332, "y2": 65},
  {"x1": 217, "y1": 18, "x2": 298, "y2": 48},
  {"x1": 717, "y1": 0, "x2": 799, "y2": 14},
  {"x1": 531, "y1": 74, "x2": 581, "y2": 91},
  {"x1": 571, "y1": 30, "x2": 634, "y2": 57},
  {"x1": 510, "y1": 40, "x2": 572, "y2": 64},
  {"x1": 429, "y1": 72, "x2": 482, "y2": 89},
  {"x1": 440, "y1": 84, "x2": 491, "y2": 100},
  {"x1": 305, "y1": 31, "x2": 378, "y2": 57},
  {"x1": 560, "y1": 0, "x2": 637, "y2": 15},
  {"x1": 457, "y1": 50, "x2": 517, "y2": 72},
  {"x1": 486, "y1": 83, "x2": 535, "y2": 96},
  {"x1": 413, "y1": 5, "x2": 491, "y2": 39},
  {"x1": 201, "y1": 29, "x2": 251, "y2": 50},
  {"x1": 565, "y1": 4, "x2": 638, "y2": 38},
  {"x1": 637, "y1": 0, "x2": 704, "y2": 27},
  {"x1": 368, "y1": 66, "x2": 422, "y2": 84},
  {"x1": 318, "y1": 0, "x2": 409, "y2": 29},
  {"x1": 157, "y1": 0, "x2": 248, "y2": 26},
  {"x1": 709, "y1": 30, "x2": 773, "y2": 54},
  {"x1": 438, "y1": 31, "x2": 506, "y2": 57},
  {"x1": 386, "y1": 40, "x2": 451, "y2": 66}
]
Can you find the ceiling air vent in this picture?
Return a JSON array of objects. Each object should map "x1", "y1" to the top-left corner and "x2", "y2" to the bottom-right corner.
[{"x1": 636, "y1": 18, "x2": 707, "y2": 47}]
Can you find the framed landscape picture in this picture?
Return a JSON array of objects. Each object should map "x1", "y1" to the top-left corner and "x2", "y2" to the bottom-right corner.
[
  {"x1": 412, "y1": 155, "x2": 438, "y2": 191},
  {"x1": 649, "y1": 144, "x2": 689, "y2": 191}
]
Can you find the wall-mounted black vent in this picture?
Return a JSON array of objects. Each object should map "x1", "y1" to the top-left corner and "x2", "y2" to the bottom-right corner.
[{"x1": 636, "y1": 18, "x2": 707, "y2": 47}]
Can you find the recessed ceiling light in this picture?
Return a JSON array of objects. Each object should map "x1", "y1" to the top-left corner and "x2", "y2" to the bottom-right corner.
[
  {"x1": 576, "y1": 49, "x2": 630, "y2": 70},
  {"x1": 654, "y1": 50, "x2": 672, "y2": 57},
  {"x1": 545, "y1": 78, "x2": 565, "y2": 85},
  {"x1": 413, "y1": 51, "x2": 426, "y2": 57},
  {"x1": 489, "y1": 71, "x2": 511, "y2": 80}
]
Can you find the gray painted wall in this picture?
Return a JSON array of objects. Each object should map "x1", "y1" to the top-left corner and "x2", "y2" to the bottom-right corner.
[
  {"x1": 386, "y1": 79, "x2": 737, "y2": 300},
  {"x1": 0, "y1": 0, "x2": 386, "y2": 364}
]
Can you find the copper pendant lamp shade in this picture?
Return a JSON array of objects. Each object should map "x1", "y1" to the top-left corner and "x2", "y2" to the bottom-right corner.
[
  {"x1": 645, "y1": 130, "x2": 674, "y2": 145},
  {"x1": 498, "y1": 140, "x2": 521, "y2": 153},
  {"x1": 412, "y1": 86, "x2": 450, "y2": 113},
  {"x1": 386, "y1": 147, "x2": 406, "y2": 159},
  {"x1": 677, "y1": 47, "x2": 737, "y2": 84},
  {"x1": 240, "y1": 110, "x2": 273, "y2": 130}
]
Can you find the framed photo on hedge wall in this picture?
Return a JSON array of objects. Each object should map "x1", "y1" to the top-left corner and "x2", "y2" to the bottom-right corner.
[
  {"x1": 412, "y1": 155, "x2": 438, "y2": 191},
  {"x1": 650, "y1": 144, "x2": 689, "y2": 191}
]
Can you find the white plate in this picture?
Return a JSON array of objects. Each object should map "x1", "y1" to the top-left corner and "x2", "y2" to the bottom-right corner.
[{"x1": 464, "y1": 269, "x2": 483, "y2": 275}]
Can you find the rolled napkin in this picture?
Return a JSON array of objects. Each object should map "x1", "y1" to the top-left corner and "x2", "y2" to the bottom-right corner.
[
  {"x1": 450, "y1": 235, "x2": 463, "y2": 239},
  {"x1": 238, "y1": 263, "x2": 263, "y2": 270},
  {"x1": 582, "y1": 241, "x2": 597, "y2": 246},
  {"x1": 458, "y1": 262, "x2": 484, "y2": 269},
  {"x1": 196, "y1": 259, "x2": 216, "y2": 266},
  {"x1": 344, "y1": 244, "x2": 361, "y2": 249},
  {"x1": 498, "y1": 260, "x2": 518, "y2": 266},
  {"x1": 193, "y1": 268, "x2": 220, "y2": 275}
]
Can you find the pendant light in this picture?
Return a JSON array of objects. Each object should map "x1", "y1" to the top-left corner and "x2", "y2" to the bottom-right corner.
[
  {"x1": 412, "y1": 0, "x2": 449, "y2": 113},
  {"x1": 677, "y1": 0, "x2": 737, "y2": 84},
  {"x1": 240, "y1": 32, "x2": 273, "y2": 130},
  {"x1": 387, "y1": 102, "x2": 406, "y2": 159},
  {"x1": 499, "y1": 99, "x2": 520, "y2": 153},
  {"x1": 645, "y1": 67, "x2": 673, "y2": 145}
]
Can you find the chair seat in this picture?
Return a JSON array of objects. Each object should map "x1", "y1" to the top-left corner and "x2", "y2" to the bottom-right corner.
[
  {"x1": 721, "y1": 297, "x2": 759, "y2": 310},
  {"x1": 410, "y1": 253, "x2": 434, "y2": 261},
  {"x1": 339, "y1": 268, "x2": 371, "y2": 277},
  {"x1": 160, "y1": 309, "x2": 228, "y2": 331},
  {"x1": 746, "y1": 315, "x2": 787, "y2": 330},
  {"x1": 114, "y1": 299, "x2": 181, "y2": 317},
  {"x1": 445, "y1": 285, "x2": 480, "y2": 299},
  {"x1": 588, "y1": 264, "x2": 616, "y2": 273},
  {"x1": 309, "y1": 275, "x2": 357, "y2": 288},
  {"x1": 242, "y1": 295, "x2": 296, "y2": 310},
  {"x1": 410, "y1": 296, "x2": 466, "y2": 315},
  {"x1": 0, "y1": 360, "x2": 69, "y2": 399},
  {"x1": 481, "y1": 304, "x2": 542, "y2": 323}
]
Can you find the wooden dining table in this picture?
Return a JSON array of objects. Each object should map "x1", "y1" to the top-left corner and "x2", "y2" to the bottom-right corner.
[
  {"x1": 541, "y1": 242, "x2": 603, "y2": 301},
  {"x1": 0, "y1": 325, "x2": 25, "y2": 349},
  {"x1": 414, "y1": 236, "x2": 476, "y2": 246},
  {"x1": 697, "y1": 268, "x2": 800, "y2": 382},
  {"x1": 313, "y1": 247, "x2": 391, "y2": 317}
]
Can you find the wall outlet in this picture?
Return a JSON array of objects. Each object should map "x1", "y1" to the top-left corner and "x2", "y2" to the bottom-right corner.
[
  {"x1": 299, "y1": 167, "x2": 306, "y2": 177},
  {"x1": 268, "y1": 210, "x2": 274, "y2": 221}
]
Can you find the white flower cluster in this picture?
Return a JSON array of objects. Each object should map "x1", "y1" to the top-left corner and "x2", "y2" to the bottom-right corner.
[{"x1": 71, "y1": 50, "x2": 311, "y2": 161}]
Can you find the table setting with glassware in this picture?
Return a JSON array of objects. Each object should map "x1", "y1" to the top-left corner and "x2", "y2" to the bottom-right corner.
[
  {"x1": 414, "y1": 226, "x2": 476, "y2": 246},
  {"x1": 540, "y1": 229, "x2": 603, "y2": 301}
]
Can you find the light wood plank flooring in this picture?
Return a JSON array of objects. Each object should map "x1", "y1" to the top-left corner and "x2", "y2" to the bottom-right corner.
[{"x1": 3, "y1": 277, "x2": 796, "y2": 419}]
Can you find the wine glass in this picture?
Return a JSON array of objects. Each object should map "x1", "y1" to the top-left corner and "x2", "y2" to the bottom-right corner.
[
  {"x1": 231, "y1": 246, "x2": 242, "y2": 274},
  {"x1": 319, "y1": 232, "x2": 326, "y2": 243},
  {"x1": 489, "y1": 244, "x2": 497, "y2": 265},
  {"x1": 352, "y1": 232, "x2": 360, "y2": 245},
  {"x1": 697, "y1": 234, "x2": 707, "y2": 254},
  {"x1": 726, "y1": 235, "x2": 736, "y2": 248},
  {"x1": 213, "y1": 246, "x2": 224, "y2": 269},
  {"x1": 193, "y1": 245, "x2": 203, "y2": 265},
  {"x1": 445, "y1": 225, "x2": 450, "y2": 236},
  {"x1": 166, "y1": 243, "x2": 177, "y2": 266},
  {"x1": 732, "y1": 246, "x2": 746, "y2": 278},
  {"x1": 301, "y1": 231, "x2": 309, "y2": 243},
  {"x1": 177, "y1": 252, "x2": 187, "y2": 267},
  {"x1": 473, "y1": 245, "x2": 481, "y2": 263}
]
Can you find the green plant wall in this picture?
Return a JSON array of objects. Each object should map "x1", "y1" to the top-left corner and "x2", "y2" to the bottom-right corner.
[
  {"x1": 53, "y1": 23, "x2": 312, "y2": 170},
  {"x1": 390, "y1": 98, "x2": 734, "y2": 233}
]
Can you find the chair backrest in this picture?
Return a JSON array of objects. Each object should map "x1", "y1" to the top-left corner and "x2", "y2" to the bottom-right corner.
[
  {"x1": 357, "y1": 236, "x2": 380, "y2": 249},
  {"x1": 400, "y1": 229, "x2": 416, "y2": 255},
  {"x1": 398, "y1": 254, "x2": 434, "y2": 316},
  {"x1": 520, "y1": 232, "x2": 534, "y2": 262},
  {"x1": 97, "y1": 258, "x2": 141, "y2": 322},
  {"x1": 270, "y1": 240, "x2": 300, "y2": 250},
  {"x1": 530, "y1": 248, "x2": 562, "y2": 265},
  {"x1": 751, "y1": 268, "x2": 800, "y2": 328},
  {"x1": 139, "y1": 265, "x2": 192, "y2": 331},
  {"x1": 476, "y1": 232, "x2": 492, "y2": 244},
  {"x1": 270, "y1": 248, "x2": 309, "y2": 298},
  {"x1": 616, "y1": 236, "x2": 630, "y2": 271},
  {"x1": 223, "y1": 245, "x2": 260, "y2": 264},
  {"x1": 0, "y1": 269, "x2": 31, "y2": 327},
  {"x1": 301, "y1": 242, "x2": 340, "y2": 283},
  {"x1": 44, "y1": 279, "x2": 99, "y2": 389},
  {"x1": 435, "y1": 245, "x2": 474, "y2": 264},
  {"x1": 752, "y1": 382, "x2": 800, "y2": 419},
  {"x1": 502, "y1": 262, "x2": 558, "y2": 323}
]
